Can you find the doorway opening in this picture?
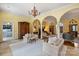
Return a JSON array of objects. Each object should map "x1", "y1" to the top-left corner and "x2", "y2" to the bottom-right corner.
[{"x1": 18, "y1": 22, "x2": 30, "y2": 39}]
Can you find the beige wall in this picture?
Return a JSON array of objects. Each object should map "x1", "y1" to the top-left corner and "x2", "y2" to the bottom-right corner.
[
  {"x1": 0, "y1": 12, "x2": 34, "y2": 42},
  {"x1": 0, "y1": 14, "x2": 3, "y2": 42},
  {"x1": 36, "y1": 4, "x2": 79, "y2": 37},
  {"x1": 61, "y1": 18, "x2": 79, "y2": 33},
  {"x1": 1, "y1": 4, "x2": 79, "y2": 42}
]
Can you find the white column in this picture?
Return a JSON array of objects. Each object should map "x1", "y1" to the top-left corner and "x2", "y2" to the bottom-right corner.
[
  {"x1": 56, "y1": 22, "x2": 60, "y2": 38},
  {"x1": 40, "y1": 20, "x2": 42, "y2": 39},
  {"x1": 58, "y1": 24, "x2": 60, "y2": 38}
]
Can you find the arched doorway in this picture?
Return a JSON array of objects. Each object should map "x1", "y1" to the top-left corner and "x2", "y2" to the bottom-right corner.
[
  {"x1": 33, "y1": 19, "x2": 41, "y2": 38},
  {"x1": 60, "y1": 8, "x2": 79, "y2": 40},
  {"x1": 42, "y1": 16, "x2": 57, "y2": 40}
]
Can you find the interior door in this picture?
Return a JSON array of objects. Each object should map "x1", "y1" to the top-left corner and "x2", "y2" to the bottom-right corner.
[{"x1": 18, "y1": 22, "x2": 30, "y2": 39}]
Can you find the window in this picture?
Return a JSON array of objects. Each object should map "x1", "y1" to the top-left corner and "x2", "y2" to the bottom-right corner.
[
  {"x1": 69, "y1": 24, "x2": 77, "y2": 32},
  {"x1": 72, "y1": 25, "x2": 76, "y2": 31},
  {"x1": 72, "y1": 25, "x2": 77, "y2": 31},
  {"x1": 3, "y1": 23, "x2": 12, "y2": 38}
]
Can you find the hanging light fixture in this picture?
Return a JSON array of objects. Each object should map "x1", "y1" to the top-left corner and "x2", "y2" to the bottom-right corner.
[{"x1": 29, "y1": 3, "x2": 40, "y2": 17}]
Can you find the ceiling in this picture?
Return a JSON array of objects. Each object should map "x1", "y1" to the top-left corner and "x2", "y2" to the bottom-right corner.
[
  {"x1": 61, "y1": 8, "x2": 79, "y2": 20},
  {"x1": 0, "y1": 3, "x2": 72, "y2": 16}
]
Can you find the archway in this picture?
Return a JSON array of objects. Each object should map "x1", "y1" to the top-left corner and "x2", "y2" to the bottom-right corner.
[
  {"x1": 42, "y1": 16, "x2": 57, "y2": 40},
  {"x1": 33, "y1": 19, "x2": 41, "y2": 38},
  {"x1": 60, "y1": 8, "x2": 79, "y2": 40}
]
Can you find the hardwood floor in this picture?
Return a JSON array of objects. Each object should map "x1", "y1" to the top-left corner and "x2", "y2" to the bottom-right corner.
[
  {"x1": 0, "y1": 42, "x2": 12, "y2": 56},
  {"x1": 0, "y1": 39, "x2": 21, "y2": 56}
]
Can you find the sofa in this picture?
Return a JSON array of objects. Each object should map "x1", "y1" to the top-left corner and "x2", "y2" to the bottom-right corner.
[
  {"x1": 23, "y1": 33, "x2": 38, "y2": 43},
  {"x1": 62, "y1": 32, "x2": 74, "y2": 40}
]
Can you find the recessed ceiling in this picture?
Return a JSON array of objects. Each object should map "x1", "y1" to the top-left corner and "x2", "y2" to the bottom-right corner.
[
  {"x1": 0, "y1": 3, "x2": 72, "y2": 16},
  {"x1": 61, "y1": 8, "x2": 79, "y2": 20}
]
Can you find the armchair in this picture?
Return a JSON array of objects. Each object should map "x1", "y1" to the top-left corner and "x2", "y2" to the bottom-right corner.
[{"x1": 43, "y1": 37, "x2": 64, "y2": 56}]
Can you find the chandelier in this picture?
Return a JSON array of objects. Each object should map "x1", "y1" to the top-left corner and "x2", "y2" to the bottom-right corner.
[{"x1": 29, "y1": 4, "x2": 40, "y2": 17}]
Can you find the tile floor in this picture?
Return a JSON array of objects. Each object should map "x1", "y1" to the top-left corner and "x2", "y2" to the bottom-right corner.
[{"x1": 0, "y1": 39, "x2": 79, "y2": 56}]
